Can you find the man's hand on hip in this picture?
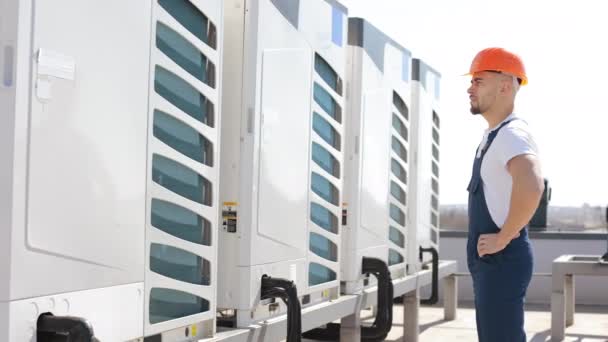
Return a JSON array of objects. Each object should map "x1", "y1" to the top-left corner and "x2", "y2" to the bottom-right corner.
[{"x1": 477, "y1": 232, "x2": 519, "y2": 257}]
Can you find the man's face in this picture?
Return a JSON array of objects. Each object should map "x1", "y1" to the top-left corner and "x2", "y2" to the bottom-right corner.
[{"x1": 467, "y1": 71, "x2": 501, "y2": 115}]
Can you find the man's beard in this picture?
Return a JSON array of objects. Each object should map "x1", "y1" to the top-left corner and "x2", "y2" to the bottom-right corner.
[{"x1": 470, "y1": 105, "x2": 481, "y2": 115}]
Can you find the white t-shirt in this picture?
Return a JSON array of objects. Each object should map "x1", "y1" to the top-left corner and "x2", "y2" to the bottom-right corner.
[{"x1": 476, "y1": 113, "x2": 539, "y2": 227}]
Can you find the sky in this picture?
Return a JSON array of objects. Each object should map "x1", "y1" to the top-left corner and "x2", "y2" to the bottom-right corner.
[{"x1": 341, "y1": 0, "x2": 608, "y2": 207}]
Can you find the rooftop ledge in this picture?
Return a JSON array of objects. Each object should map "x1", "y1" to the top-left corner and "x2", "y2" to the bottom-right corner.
[{"x1": 441, "y1": 229, "x2": 608, "y2": 240}]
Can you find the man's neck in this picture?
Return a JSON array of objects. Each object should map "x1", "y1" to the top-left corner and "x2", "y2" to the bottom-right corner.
[{"x1": 482, "y1": 105, "x2": 514, "y2": 130}]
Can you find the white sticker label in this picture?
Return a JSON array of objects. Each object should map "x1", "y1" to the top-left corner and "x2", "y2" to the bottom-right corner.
[{"x1": 37, "y1": 48, "x2": 76, "y2": 80}]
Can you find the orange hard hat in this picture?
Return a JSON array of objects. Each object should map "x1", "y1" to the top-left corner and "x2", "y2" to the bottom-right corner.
[{"x1": 467, "y1": 47, "x2": 528, "y2": 85}]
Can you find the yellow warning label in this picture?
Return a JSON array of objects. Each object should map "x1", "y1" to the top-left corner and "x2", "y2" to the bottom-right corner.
[
  {"x1": 191, "y1": 324, "x2": 197, "y2": 336},
  {"x1": 322, "y1": 289, "x2": 330, "y2": 298},
  {"x1": 222, "y1": 201, "x2": 238, "y2": 233}
]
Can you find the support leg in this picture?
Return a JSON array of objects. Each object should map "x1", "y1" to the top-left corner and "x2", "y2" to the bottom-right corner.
[
  {"x1": 403, "y1": 288, "x2": 420, "y2": 342},
  {"x1": 443, "y1": 275, "x2": 457, "y2": 321}
]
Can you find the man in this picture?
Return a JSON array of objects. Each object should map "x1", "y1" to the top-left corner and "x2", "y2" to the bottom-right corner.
[{"x1": 465, "y1": 47, "x2": 544, "y2": 342}]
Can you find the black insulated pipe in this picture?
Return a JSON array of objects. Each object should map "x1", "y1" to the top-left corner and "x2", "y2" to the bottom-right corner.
[
  {"x1": 420, "y1": 246, "x2": 439, "y2": 305},
  {"x1": 37, "y1": 312, "x2": 97, "y2": 342},
  {"x1": 360, "y1": 256, "x2": 393, "y2": 341},
  {"x1": 302, "y1": 257, "x2": 393, "y2": 342},
  {"x1": 261, "y1": 275, "x2": 302, "y2": 342}
]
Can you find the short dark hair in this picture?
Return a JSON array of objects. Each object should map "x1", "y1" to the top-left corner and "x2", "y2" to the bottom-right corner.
[{"x1": 485, "y1": 70, "x2": 522, "y2": 85}]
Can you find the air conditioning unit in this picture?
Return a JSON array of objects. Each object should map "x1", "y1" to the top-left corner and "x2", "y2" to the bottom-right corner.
[
  {"x1": 409, "y1": 58, "x2": 441, "y2": 268},
  {"x1": 342, "y1": 17, "x2": 412, "y2": 293},
  {"x1": 219, "y1": 0, "x2": 348, "y2": 327},
  {"x1": 0, "y1": 0, "x2": 153, "y2": 340},
  {"x1": 145, "y1": 0, "x2": 223, "y2": 340}
]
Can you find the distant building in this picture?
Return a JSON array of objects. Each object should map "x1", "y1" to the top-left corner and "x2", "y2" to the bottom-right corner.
[{"x1": 440, "y1": 204, "x2": 607, "y2": 231}]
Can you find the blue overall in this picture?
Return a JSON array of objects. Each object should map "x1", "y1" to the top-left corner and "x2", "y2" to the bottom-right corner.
[{"x1": 467, "y1": 119, "x2": 534, "y2": 342}]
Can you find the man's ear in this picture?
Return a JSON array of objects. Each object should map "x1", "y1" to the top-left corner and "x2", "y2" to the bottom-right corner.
[{"x1": 500, "y1": 77, "x2": 511, "y2": 94}]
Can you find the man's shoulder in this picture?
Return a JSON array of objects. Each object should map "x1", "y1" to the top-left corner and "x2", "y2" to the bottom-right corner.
[
  {"x1": 507, "y1": 116, "x2": 531, "y2": 129},
  {"x1": 498, "y1": 118, "x2": 535, "y2": 141},
  {"x1": 492, "y1": 117, "x2": 539, "y2": 159}
]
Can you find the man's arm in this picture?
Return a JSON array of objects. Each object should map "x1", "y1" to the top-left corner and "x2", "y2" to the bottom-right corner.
[
  {"x1": 498, "y1": 154, "x2": 544, "y2": 243},
  {"x1": 478, "y1": 154, "x2": 543, "y2": 256}
]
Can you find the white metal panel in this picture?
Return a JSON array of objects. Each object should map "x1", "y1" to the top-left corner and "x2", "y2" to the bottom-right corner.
[
  {"x1": 233, "y1": 0, "x2": 299, "y2": 269},
  {"x1": 409, "y1": 58, "x2": 441, "y2": 268},
  {"x1": 418, "y1": 92, "x2": 435, "y2": 249},
  {"x1": 416, "y1": 90, "x2": 434, "y2": 247},
  {"x1": 359, "y1": 90, "x2": 391, "y2": 244},
  {"x1": 26, "y1": 0, "x2": 148, "y2": 271},
  {"x1": 239, "y1": 0, "x2": 313, "y2": 270},
  {"x1": 8, "y1": 283, "x2": 144, "y2": 342},
  {"x1": 255, "y1": 49, "x2": 311, "y2": 263},
  {"x1": 4, "y1": 0, "x2": 151, "y2": 336},
  {"x1": 218, "y1": 0, "x2": 253, "y2": 312},
  {"x1": 0, "y1": 0, "x2": 19, "y2": 303},
  {"x1": 408, "y1": 84, "x2": 424, "y2": 272},
  {"x1": 3, "y1": 0, "x2": 33, "y2": 303},
  {"x1": 2, "y1": 0, "x2": 150, "y2": 339},
  {"x1": 3, "y1": 0, "x2": 151, "y2": 303},
  {"x1": 342, "y1": 45, "x2": 363, "y2": 285},
  {"x1": 0, "y1": 301, "x2": 7, "y2": 342}
]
